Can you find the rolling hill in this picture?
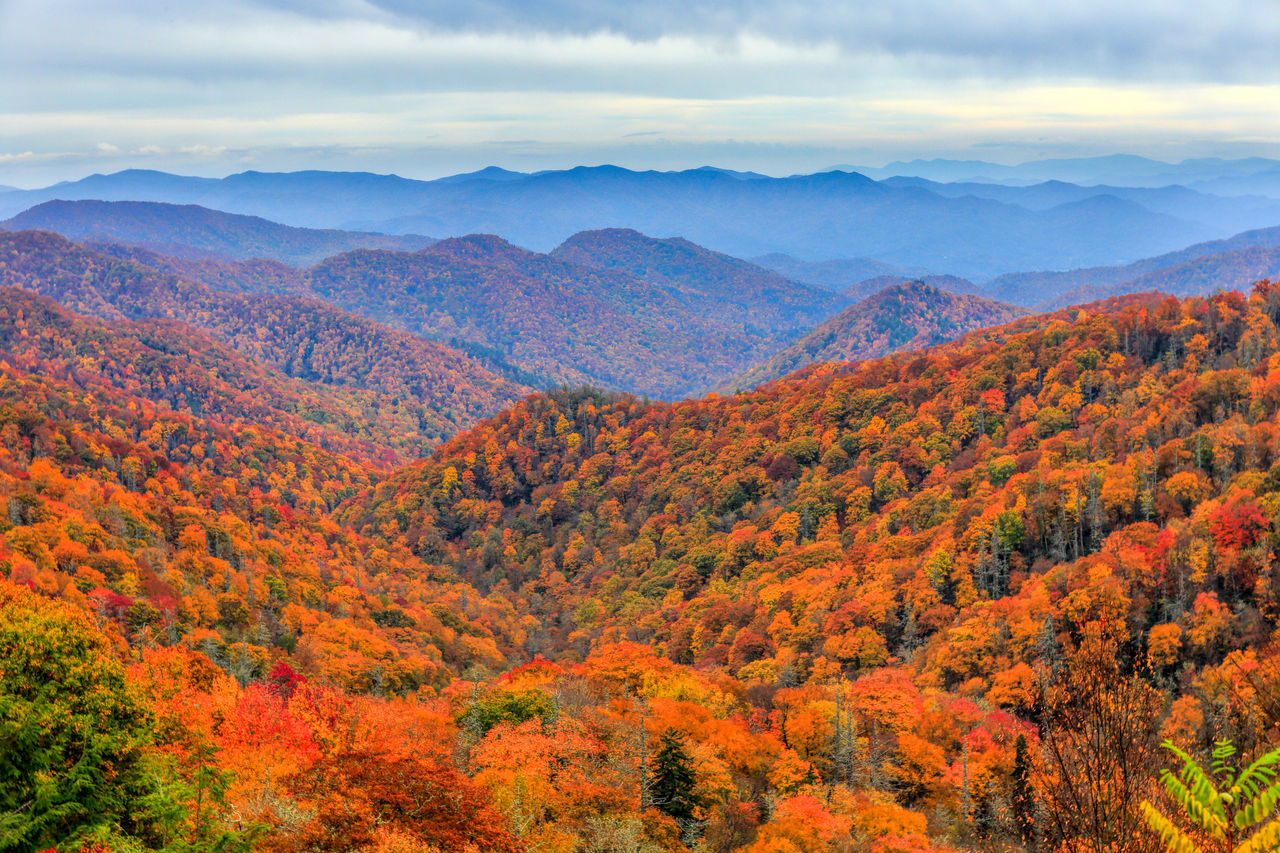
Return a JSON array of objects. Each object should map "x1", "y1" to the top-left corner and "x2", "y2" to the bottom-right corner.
[
  {"x1": 733, "y1": 280, "x2": 1025, "y2": 388},
  {"x1": 0, "y1": 285, "x2": 523, "y2": 692},
  {"x1": 13, "y1": 234, "x2": 1280, "y2": 852},
  {"x1": 842, "y1": 273, "x2": 982, "y2": 301},
  {"x1": 0, "y1": 225, "x2": 846, "y2": 400},
  {"x1": 0, "y1": 229, "x2": 528, "y2": 453},
  {"x1": 549, "y1": 227, "x2": 843, "y2": 333},
  {"x1": 879, "y1": 175, "x2": 1280, "y2": 237},
  {"x1": 88, "y1": 241, "x2": 313, "y2": 297},
  {"x1": 1, "y1": 199, "x2": 435, "y2": 265},
  {"x1": 1044, "y1": 245, "x2": 1280, "y2": 309},
  {"x1": 304, "y1": 233, "x2": 809, "y2": 398}
]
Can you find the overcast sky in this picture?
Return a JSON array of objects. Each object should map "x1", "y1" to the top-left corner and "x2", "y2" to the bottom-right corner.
[{"x1": 1, "y1": 0, "x2": 1278, "y2": 186}]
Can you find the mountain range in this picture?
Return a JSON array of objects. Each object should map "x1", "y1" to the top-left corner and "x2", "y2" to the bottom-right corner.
[
  {"x1": 11, "y1": 154, "x2": 1280, "y2": 853},
  {"x1": 844, "y1": 153, "x2": 1280, "y2": 189},
  {"x1": 983, "y1": 224, "x2": 1280, "y2": 307},
  {"x1": 7, "y1": 196, "x2": 1280, "y2": 397},
  {"x1": 6, "y1": 164, "x2": 1277, "y2": 279},
  {"x1": 303, "y1": 232, "x2": 838, "y2": 397},
  {"x1": 0, "y1": 229, "x2": 529, "y2": 455}
]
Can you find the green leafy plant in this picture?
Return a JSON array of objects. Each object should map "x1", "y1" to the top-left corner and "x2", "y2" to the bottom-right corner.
[{"x1": 1141, "y1": 739, "x2": 1280, "y2": 853}]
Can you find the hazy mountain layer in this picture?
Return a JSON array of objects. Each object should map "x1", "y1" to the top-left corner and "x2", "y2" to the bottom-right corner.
[
  {"x1": 1, "y1": 199, "x2": 435, "y2": 265},
  {"x1": 985, "y1": 224, "x2": 1280, "y2": 306},
  {"x1": 0, "y1": 166, "x2": 1233, "y2": 279},
  {"x1": 550, "y1": 227, "x2": 843, "y2": 332}
]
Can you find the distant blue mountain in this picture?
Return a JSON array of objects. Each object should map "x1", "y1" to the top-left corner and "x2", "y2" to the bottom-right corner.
[
  {"x1": 751, "y1": 254, "x2": 932, "y2": 291},
  {"x1": 432, "y1": 166, "x2": 531, "y2": 184},
  {"x1": 0, "y1": 199, "x2": 434, "y2": 265},
  {"x1": 983, "y1": 224, "x2": 1280, "y2": 306},
  {"x1": 0, "y1": 163, "x2": 1268, "y2": 279},
  {"x1": 879, "y1": 175, "x2": 1280, "y2": 237},
  {"x1": 846, "y1": 155, "x2": 1280, "y2": 189}
]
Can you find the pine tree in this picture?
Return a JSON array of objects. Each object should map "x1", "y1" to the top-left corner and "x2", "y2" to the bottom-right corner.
[
  {"x1": 1012, "y1": 733, "x2": 1036, "y2": 848},
  {"x1": 649, "y1": 728, "x2": 700, "y2": 824},
  {"x1": 0, "y1": 581, "x2": 155, "y2": 851}
]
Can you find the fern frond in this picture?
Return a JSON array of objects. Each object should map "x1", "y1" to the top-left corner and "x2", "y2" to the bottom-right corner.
[
  {"x1": 1163, "y1": 740, "x2": 1229, "y2": 831},
  {"x1": 1213, "y1": 739, "x2": 1239, "y2": 784},
  {"x1": 1235, "y1": 746, "x2": 1280, "y2": 810},
  {"x1": 1141, "y1": 800, "x2": 1206, "y2": 853},
  {"x1": 1237, "y1": 815, "x2": 1280, "y2": 853},
  {"x1": 1237, "y1": 778, "x2": 1280, "y2": 830},
  {"x1": 1161, "y1": 771, "x2": 1229, "y2": 838}
]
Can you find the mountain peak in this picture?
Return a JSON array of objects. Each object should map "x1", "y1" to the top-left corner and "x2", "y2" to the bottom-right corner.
[
  {"x1": 737, "y1": 279, "x2": 1024, "y2": 388},
  {"x1": 424, "y1": 233, "x2": 533, "y2": 263}
]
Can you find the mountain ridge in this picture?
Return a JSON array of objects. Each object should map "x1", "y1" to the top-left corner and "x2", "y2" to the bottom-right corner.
[
  {"x1": 1, "y1": 199, "x2": 436, "y2": 265},
  {"x1": 733, "y1": 280, "x2": 1026, "y2": 389},
  {"x1": 0, "y1": 165, "x2": 1235, "y2": 279}
]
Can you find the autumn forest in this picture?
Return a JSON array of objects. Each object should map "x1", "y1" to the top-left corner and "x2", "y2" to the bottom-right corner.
[{"x1": 8, "y1": 184, "x2": 1280, "y2": 853}]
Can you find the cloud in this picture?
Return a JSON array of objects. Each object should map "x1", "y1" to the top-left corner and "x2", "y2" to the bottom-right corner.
[
  {"x1": 262, "y1": 0, "x2": 1280, "y2": 82},
  {"x1": 0, "y1": 0, "x2": 1276, "y2": 185}
]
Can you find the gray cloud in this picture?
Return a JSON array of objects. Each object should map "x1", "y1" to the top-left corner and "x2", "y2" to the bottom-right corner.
[
  {"x1": 267, "y1": 0, "x2": 1280, "y2": 81},
  {"x1": 0, "y1": 0, "x2": 1277, "y2": 186}
]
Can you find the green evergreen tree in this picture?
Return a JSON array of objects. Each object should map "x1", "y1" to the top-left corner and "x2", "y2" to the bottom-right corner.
[
  {"x1": 0, "y1": 581, "x2": 256, "y2": 853},
  {"x1": 1011, "y1": 733, "x2": 1036, "y2": 848},
  {"x1": 0, "y1": 582, "x2": 157, "y2": 851},
  {"x1": 648, "y1": 728, "x2": 700, "y2": 825}
]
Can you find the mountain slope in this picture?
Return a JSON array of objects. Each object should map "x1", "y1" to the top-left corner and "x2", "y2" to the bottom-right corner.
[
  {"x1": 340, "y1": 284, "x2": 1280, "y2": 703},
  {"x1": 843, "y1": 273, "x2": 982, "y2": 300},
  {"x1": 880, "y1": 175, "x2": 1280, "y2": 236},
  {"x1": 1, "y1": 199, "x2": 435, "y2": 265},
  {"x1": 360, "y1": 167, "x2": 1210, "y2": 278},
  {"x1": 734, "y1": 281, "x2": 1025, "y2": 388},
  {"x1": 0, "y1": 286, "x2": 521, "y2": 690},
  {"x1": 0, "y1": 230, "x2": 528, "y2": 452},
  {"x1": 87, "y1": 241, "x2": 313, "y2": 297},
  {"x1": 1041, "y1": 246, "x2": 1280, "y2": 309},
  {"x1": 304, "y1": 234, "x2": 803, "y2": 398},
  {"x1": 851, "y1": 153, "x2": 1280, "y2": 188},
  {"x1": 985, "y1": 223, "x2": 1280, "y2": 306},
  {"x1": 550, "y1": 227, "x2": 844, "y2": 332}
]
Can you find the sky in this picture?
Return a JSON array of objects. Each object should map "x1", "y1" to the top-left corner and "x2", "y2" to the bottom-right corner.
[{"x1": 2, "y1": 0, "x2": 1279, "y2": 187}]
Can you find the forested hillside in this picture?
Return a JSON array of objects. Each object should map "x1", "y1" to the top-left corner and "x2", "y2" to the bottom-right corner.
[
  {"x1": 325, "y1": 282, "x2": 1280, "y2": 849},
  {"x1": 90, "y1": 241, "x2": 314, "y2": 297},
  {"x1": 0, "y1": 288, "x2": 525, "y2": 689},
  {"x1": 1047, "y1": 245, "x2": 1280, "y2": 308},
  {"x1": 12, "y1": 218, "x2": 1280, "y2": 852},
  {"x1": 1, "y1": 226, "x2": 1050, "y2": 402},
  {"x1": 551, "y1": 228, "x2": 843, "y2": 333},
  {"x1": 306, "y1": 234, "x2": 802, "y2": 398},
  {"x1": 751, "y1": 253, "x2": 928, "y2": 293},
  {"x1": 735, "y1": 281, "x2": 1025, "y2": 388},
  {"x1": 843, "y1": 275, "x2": 981, "y2": 301},
  {"x1": 0, "y1": 230, "x2": 529, "y2": 451},
  {"x1": 984, "y1": 224, "x2": 1280, "y2": 307}
]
